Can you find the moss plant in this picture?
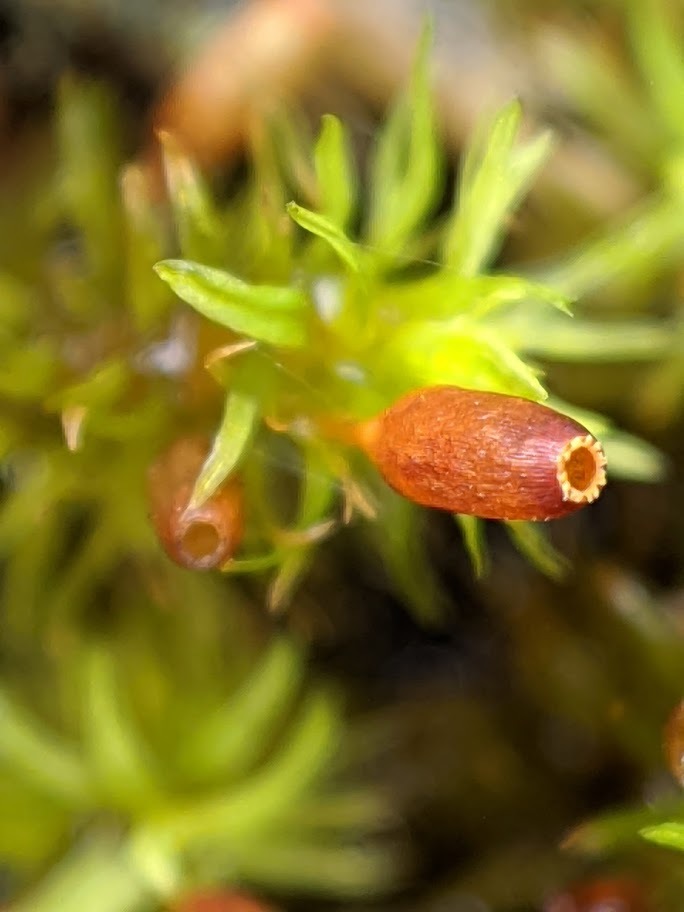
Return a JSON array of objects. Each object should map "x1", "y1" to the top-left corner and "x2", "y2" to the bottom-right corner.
[
  {"x1": 152, "y1": 31, "x2": 662, "y2": 601},
  {"x1": 0, "y1": 21, "x2": 673, "y2": 912}
]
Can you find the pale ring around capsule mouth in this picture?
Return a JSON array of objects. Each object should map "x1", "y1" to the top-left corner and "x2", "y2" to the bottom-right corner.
[{"x1": 556, "y1": 434, "x2": 607, "y2": 504}]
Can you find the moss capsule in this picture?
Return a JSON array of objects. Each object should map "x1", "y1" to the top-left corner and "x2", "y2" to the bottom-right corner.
[
  {"x1": 664, "y1": 698, "x2": 684, "y2": 786},
  {"x1": 173, "y1": 892, "x2": 278, "y2": 912},
  {"x1": 148, "y1": 436, "x2": 243, "y2": 570},
  {"x1": 544, "y1": 877, "x2": 649, "y2": 912},
  {"x1": 355, "y1": 386, "x2": 607, "y2": 522}
]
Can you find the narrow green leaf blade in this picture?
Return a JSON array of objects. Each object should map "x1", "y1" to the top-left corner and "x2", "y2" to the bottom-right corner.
[
  {"x1": 314, "y1": 114, "x2": 356, "y2": 228},
  {"x1": 505, "y1": 521, "x2": 570, "y2": 581},
  {"x1": 444, "y1": 100, "x2": 553, "y2": 275},
  {"x1": 500, "y1": 313, "x2": 671, "y2": 362},
  {"x1": 641, "y1": 821, "x2": 684, "y2": 852},
  {"x1": 456, "y1": 515, "x2": 489, "y2": 578},
  {"x1": 154, "y1": 259, "x2": 308, "y2": 348},
  {"x1": 366, "y1": 22, "x2": 442, "y2": 256},
  {"x1": 177, "y1": 637, "x2": 305, "y2": 783},
  {"x1": 286, "y1": 202, "x2": 362, "y2": 274},
  {"x1": 82, "y1": 648, "x2": 160, "y2": 811},
  {"x1": 629, "y1": 0, "x2": 684, "y2": 145},
  {"x1": 190, "y1": 388, "x2": 259, "y2": 508},
  {"x1": 0, "y1": 689, "x2": 92, "y2": 807}
]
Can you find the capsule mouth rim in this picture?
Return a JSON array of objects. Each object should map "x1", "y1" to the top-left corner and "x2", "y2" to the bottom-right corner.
[{"x1": 556, "y1": 434, "x2": 607, "y2": 504}]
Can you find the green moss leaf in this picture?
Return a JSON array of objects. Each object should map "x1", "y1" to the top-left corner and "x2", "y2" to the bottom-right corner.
[
  {"x1": 378, "y1": 319, "x2": 547, "y2": 401},
  {"x1": 499, "y1": 312, "x2": 671, "y2": 362},
  {"x1": 190, "y1": 388, "x2": 259, "y2": 508},
  {"x1": 141, "y1": 688, "x2": 341, "y2": 849},
  {"x1": 505, "y1": 521, "x2": 570, "y2": 581},
  {"x1": 379, "y1": 272, "x2": 572, "y2": 322},
  {"x1": 82, "y1": 648, "x2": 160, "y2": 812},
  {"x1": 176, "y1": 637, "x2": 305, "y2": 784},
  {"x1": 366, "y1": 23, "x2": 442, "y2": 257},
  {"x1": 456, "y1": 515, "x2": 489, "y2": 578},
  {"x1": 641, "y1": 821, "x2": 684, "y2": 852},
  {"x1": 443, "y1": 100, "x2": 553, "y2": 276},
  {"x1": 154, "y1": 259, "x2": 308, "y2": 347},
  {"x1": 56, "y1": 77, "x2": 123, "y2": 304},
  {"x1": 629, "y1": 0, "x2": 684, "y2": 146},
  {"x1": 159, "y1": 131, "x2": 225, "y2": 264},
  {"x1": 314, "y1": 114, "x2": 356, "y2": 228},
  {"x1": 540, "y1": 197, "x2": 684, "y2": 300},
  {"x1": 0, "y1": 689, "x2": 92, "y2": 807},
  {"x1": 287, "y1": 202, "x2": 363, "y2": 274}
]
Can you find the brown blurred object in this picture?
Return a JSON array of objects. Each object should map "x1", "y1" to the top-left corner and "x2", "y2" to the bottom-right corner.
[
  {"x1": 664, "y1": 698, "x2": 684, "y2": 787},
  {"x1": 153, "y1": 0, "x2": 337, "y2": 170},
  {"x1": 149, "y1": 0, "x2": 638, "y2": 219},
  {"x1": 150, "y1": 0, "x2": 508, "y2": 176},
  {"x1": 172, "y1": 890, "x2": 279, "y2": 912},
  {"x1": 544, "y1": 876, "x2": 650, "y2": 912},
  {"x1": 148, "y1": 435, "x2": 244, "y2": 570}
]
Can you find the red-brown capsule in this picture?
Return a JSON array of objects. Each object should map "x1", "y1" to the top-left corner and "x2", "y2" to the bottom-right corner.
[
  {"x1": 173, "y1": 892, "x2": 278, "y2": 912},
  {"x1": 544, "y1": 877, "x2": 649, "y2": 912},
  {"x1": 355, "y1": 386, "x2": 607, "y2": 522},
  {"x1": 664, "y1": 698, "x2": 684, "y2": 786},
  {"x1": 148, "y1": 436, "x2": 243, "y2": 570}
]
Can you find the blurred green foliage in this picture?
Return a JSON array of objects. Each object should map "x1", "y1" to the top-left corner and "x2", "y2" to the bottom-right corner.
[{"x1": 1, "y1": 5, "x2": 684, "y2": 911}]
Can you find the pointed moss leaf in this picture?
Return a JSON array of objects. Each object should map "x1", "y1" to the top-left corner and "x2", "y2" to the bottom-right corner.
[
  {"x1": 177, "y1": 637, "x2": 304, "y2": 782},
  {"x1": 540, "y1": 197, "x2": 684, "y2": 299},
  {"x1": 641, "y1": 822, "x2": 684, "y2": 852},
  {"x1": 82, "y1": 648, "x2": 159, "y2": 810},
  {"x1": 367, "y1": 22, "x2": 442, "y2": 255},
  {"x1": 444, "y1": 100, "x2": 553, "y2": 275},
  {"x1": 629, "y1": 0, "x2": 684, "y2": 145},
  {"x1": 543, "y1": 30, "x2": 660, "y2": 168},
  {"x1": 159, "y1": 131, "x2": 224, "y2": 262},
  {"x1": 146, "y1": 689, "x2": 341, "y2": 848},
  {"x1": 0, "y1": 689, "x2": 92, "y2": 807},
  {"x1": 268, "y1": 446, "x2": 338, "y2": 611},
  {"x1": 369, "y1": 486, "x2": 445, "y2": 625},
  {"x1": 121, "y1": 164, "x2": 172, "y2": 331},
  {"x1": 286, "y1": 202, "x2": 362, "y2": 274},
  {"x1": 269, "y1": 551, "x2": 313, "y2": 614},
  {"x1": 154, "y1": 260, "x2": 308, "y2": 347},
  {"x1": 456, "y1": 515, "x2": 489, "y2": 578},
  {"x1": 379, "y1": 319, "x2": 547, "y2": 401},
  {"x1": 314, "y1": 115, "x2": 356, "y2": 228},
  {"x1": 470, "y1": 275, "x2": 573, "y2": 317},
  {"x1": 46, "y1": 360, "x2": 128, "y2": 413},
  {"x1": 57, "y1": 77, "x2": 123, "y2": 298},
  {"x1": 563, "y1": 801, "x2": 684, "y2": 854},
  {"x1": 500, "y1": 312, "x2": 670, "y2": 362},
  {"x1": 190, "y1": 389, "x2": 259, "y2": 508},
  {"x1": 230, "y1": 840, "x2": 398, "y2": 898},
  {"x1": 505, "y1": 521, "x2": 569, "y2": 581},
  {"x1": 222, "y1": 552, "x2": 284, "y2": 574},
  {"x1": 602, "y1": 432, "x2": 666, "y2": 483},
  {"x1": 375, "y1": 272, "x2": 571, "y2": 322}
]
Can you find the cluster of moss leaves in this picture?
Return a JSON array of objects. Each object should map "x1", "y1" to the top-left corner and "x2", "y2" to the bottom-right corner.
[
  {"x1": 152, "y1": 30, "x2": 663, "y2": 608},
  {"x1": 0, "y1": 7, "x2": 682, "y2": 910}
]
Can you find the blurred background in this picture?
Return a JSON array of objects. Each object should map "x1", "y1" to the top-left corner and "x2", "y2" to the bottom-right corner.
[{"x1": 2, "y1": 1, "x2": 684, "y2": 911}]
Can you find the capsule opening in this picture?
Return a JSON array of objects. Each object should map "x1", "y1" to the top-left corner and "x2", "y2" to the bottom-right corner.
[
  {"x1": 557, "y1": 434, "x2": 607, "y2": 504},
  {"x1": 180, "y1": 520, "x2": 222, "y2": 565}
]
